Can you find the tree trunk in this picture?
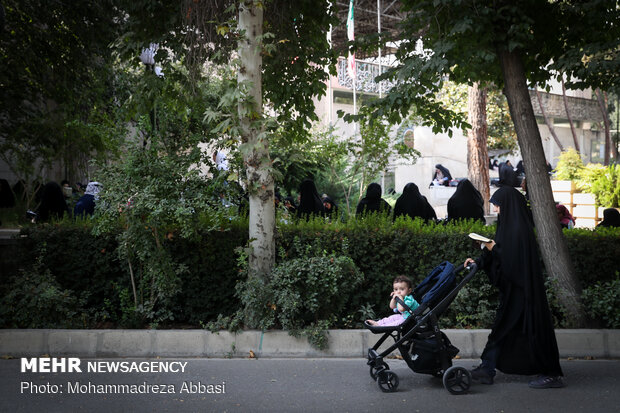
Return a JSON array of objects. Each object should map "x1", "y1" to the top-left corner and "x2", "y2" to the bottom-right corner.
[
  {"x1": 238, "y1": 1, "x2": 275, "y2": 279},
  {"x1": 561, "y1": 79, "x2": 580, "y2": 152},
  {"x1": 467, "y1": 82, "x2": 490, "y2": 214},
  {"x1": 498, "y1": 49, "x2": 585, "y2": 327},
  {"x1": 595, "y1": 88, "x2": 613, "y2": 165},
  {"x1": 535, "y1": 89, "x2": 564, "y2": 152}
]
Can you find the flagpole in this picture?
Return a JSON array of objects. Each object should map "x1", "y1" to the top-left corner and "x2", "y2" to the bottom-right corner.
[
  {"x1": 377, "y1": 0, "x2": 382, "y2": 99},
  {"x1": 327, "y1": 3, "x2": 333, "y2": 126},
  {"x1": 347, "y1": 0, "x2": 357, "y2": 140},
  {"x1": 377, "y1": 0, "x2": 384, "y2": 191}
]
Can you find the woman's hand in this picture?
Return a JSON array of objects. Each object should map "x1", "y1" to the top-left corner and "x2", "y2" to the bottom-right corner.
[
  {"x1": 464, "y1": 258, "x2": 475, "y2": 267},
  {"x1": 482, "y1": 240, "x2": 496, "y2": 251}
]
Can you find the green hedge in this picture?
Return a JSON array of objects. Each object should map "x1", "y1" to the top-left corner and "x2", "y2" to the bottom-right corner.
[{"x1": 1, "y1": 216, "x2": 618, "y2": 329}]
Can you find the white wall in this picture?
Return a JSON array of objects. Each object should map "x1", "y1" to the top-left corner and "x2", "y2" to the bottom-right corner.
[
  {"x1": 538, "y1": 122, "x2": 602, "y2": 165},
  {"x1": 394, "y1": 126, "x2": 467, "y2": 195}
]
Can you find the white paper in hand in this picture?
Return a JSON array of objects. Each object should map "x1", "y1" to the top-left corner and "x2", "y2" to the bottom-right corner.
[{"x1": 468, "y1": 233, "x2": 492, "y2": 243}]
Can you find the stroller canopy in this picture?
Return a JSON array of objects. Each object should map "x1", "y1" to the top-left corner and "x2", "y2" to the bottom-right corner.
[{"x1": 413, "y1": 261, "x2": 456, "y2": 307}]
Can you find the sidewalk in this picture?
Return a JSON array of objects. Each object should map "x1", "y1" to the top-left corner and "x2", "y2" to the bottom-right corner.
[{"x1": 1, "y1": 329, "x2": 618, "y2": 359}]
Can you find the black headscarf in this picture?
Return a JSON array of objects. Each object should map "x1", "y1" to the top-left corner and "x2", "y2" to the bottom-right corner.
[
  {"x1": 296, "y1": 179, "x2": 325, "y2": 218},
  {"x1": 35, "y1": 182, "x2": 69, "y2": 222},
  {"x1": 322, "y1": 195, "x2": 338, "y2": 217},
  {"x1": 393, "y1": 182, "x2": 436, "y2": 222},
  {"x1": 447, "y1": 179, "x2": 485, "y2": 223},
  {"x1": 432, "y1": 164, "x2": 452, "y2": 186},
  {"x1": 597, "y1": 208, "x2": 620, "y2": 228},
  {"x1": 515, "y1": 160, "x2": 525, "y2": 175},
  {"x1": 356, "y1": 183, "x2": 391, "y2": 215},
  {"x1": 483, "y1": 186, "x2": 562, "y2": 376},
  {"x1": 498, "y1": 162, "x2": 519, "y2": 187}
]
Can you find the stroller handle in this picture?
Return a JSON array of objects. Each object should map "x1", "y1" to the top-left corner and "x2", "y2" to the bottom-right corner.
[
  {"x1": 460, "y1": 262, "x2": 477, "y2": 274},
  {"x1": 394, "y1": 296, "x2": 415, "y2": 316}
]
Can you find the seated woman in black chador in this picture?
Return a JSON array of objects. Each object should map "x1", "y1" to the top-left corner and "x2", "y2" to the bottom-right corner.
[
  {"x1": 596, "y1": 208, "x2": 620, "y2": 228},
  {"x1": 356, "y1": 183, "x2": 391, "y2": 215},
  {"x1": 431, "y1": 164, "x2": 452, "y2": 186},
  {"x1": 393, "y1": 182, "x2": 436, "y2": 222},
  {"x1": 34, "y1": 182, "x2": 69, "y2": 222},
  {"x1": 296, "y1": 179, "x2": 325, "y2": 219},
  {"x1": 515, "y1": 160, "x2": 525, "y2": 176},
  {"x1": 321, "y1": 195, "x2": 338, "y2": 218},
  {"x1": 447, "y1": 179, "x2": 485, "y2": 224},
  {"x1": 464, "y1": 186, "x2": 564, "y2": 389},
  {"x1": 498, "y1": 162, "x2": 519, "y2": 187}
]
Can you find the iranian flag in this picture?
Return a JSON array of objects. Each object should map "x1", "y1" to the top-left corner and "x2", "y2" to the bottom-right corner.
[{"x1": 346, "y1": 0, "x2": 355, "y2": 78}]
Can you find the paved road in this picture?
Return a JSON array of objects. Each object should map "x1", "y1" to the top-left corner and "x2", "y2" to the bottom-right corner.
[{"x1": 1, "y1": 358, "x2": 619, "y2": 413}]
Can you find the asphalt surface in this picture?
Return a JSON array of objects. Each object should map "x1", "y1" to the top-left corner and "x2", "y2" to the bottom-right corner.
[{"x1": 1, "y1": 357, "x2": 619, "y2": 413}]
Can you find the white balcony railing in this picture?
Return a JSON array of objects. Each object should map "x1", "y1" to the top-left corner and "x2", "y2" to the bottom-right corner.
[{"x1": 336, "y1": 58, "x2": 398, "y2": 94}]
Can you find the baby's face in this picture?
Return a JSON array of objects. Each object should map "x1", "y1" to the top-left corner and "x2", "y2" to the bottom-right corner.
[{"x1": 393, "y1": 281, "x2": 412, "y2": 297}]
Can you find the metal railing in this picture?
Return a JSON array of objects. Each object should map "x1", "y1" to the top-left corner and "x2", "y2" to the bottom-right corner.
[{"x1": 336, "y1": 58, "x2": 398, "y2": 94}]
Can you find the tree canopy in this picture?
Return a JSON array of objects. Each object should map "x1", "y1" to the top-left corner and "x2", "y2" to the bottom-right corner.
[
  {"x1": 361, "y1": 0, "x2": 619, "y2": 126},
  {"x1": 0, "y1": 0, "x2": 123, "y2": 190}
]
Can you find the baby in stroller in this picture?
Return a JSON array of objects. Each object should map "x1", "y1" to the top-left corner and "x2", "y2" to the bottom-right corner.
[
  {"x1": 366, "y1": 275, "x2": 420, "y2": 326},
  {"x1": 364, "y1": 261, "x2": 478, "y2": 394}
]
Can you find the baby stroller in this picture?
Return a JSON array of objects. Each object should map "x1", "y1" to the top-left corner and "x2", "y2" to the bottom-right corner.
[{"x1": 364, "y1": 261, "x2": 478, "y2": 394}]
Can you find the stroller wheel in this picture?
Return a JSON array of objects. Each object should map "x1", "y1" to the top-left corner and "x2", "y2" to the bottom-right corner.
[
  {"x1": 369, "y1": 361, "x2": 389, "y2": 380},
  {"x1": 432, "y1": 369, "x2": 444, "y2": 378},
  {"x1": 377, "y1": 371, "x2": 399, "y2": 393},
  {"x1": 443, "y1": 366, "x2": 471, "y2": 395}
]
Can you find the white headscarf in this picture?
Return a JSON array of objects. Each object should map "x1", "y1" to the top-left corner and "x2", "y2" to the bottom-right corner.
[
  {"x1": 85, "y1": 182, "x2": 102, "y2": 200},
  {"x1": 215, "y1": 151, "x2": 229, "y2": 171}
]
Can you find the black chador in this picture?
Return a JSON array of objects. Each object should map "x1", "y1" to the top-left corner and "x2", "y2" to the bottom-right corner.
[
  {"x1": 447, "y1": 179, "x2": 485, "y2": 223},
  {"x1": 296, "y1": 179, "x2": 325, "y2": 219},
  {"x1": 476, "y1": 186, "x2": 563, "y2": 377},
  {"x1": 356, "y1": 183, "x2": 391, "y2": 215},
  {"x1": 393, "y1": 182, "x2": 436, "y2": 222}
]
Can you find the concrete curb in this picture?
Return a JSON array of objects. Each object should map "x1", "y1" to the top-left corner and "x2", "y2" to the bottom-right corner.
[{"x1": 1, "y1": 329, "x2": 618, "y2": 359}]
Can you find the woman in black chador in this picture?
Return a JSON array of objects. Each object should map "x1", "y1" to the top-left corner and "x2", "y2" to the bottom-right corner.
[
  {"x1": 393, "y1": 182, "x2": 436, "y2": 222},
  {"x1": 447, "y1": 179, "x2": 485, "y2": 223},
  {"x1": 296, "y1": 179, "x2": 325, "y2": 219},
  {"x1": 464, "y1": 186, "x2": 564, "y2": 389},
  {"x1": 34, "y1": 182, "x2": 70, "y2": 222},
  {"x1": 321, "y1": 195, "x2": 339, "y2": 219},
  {"x1": 431, "y1": 164, "x2": 452, "y2": 186},
  {"x1": 356, "y1": 183, "x2": 391, "y2": 215},
  {"x1": 498, "y1": 162, "x2": 519, "y2": 187},
  {"x1": 596, "y1": 208, "x2": 620, "y2": 228}
]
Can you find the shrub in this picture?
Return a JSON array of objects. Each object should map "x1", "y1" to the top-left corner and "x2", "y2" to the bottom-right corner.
[
  {"x1": 234, "y1": 239, "x2": 363, "y2": 349},
  {"x1": 554, "y1": 148, "x2": 584, "y2": 180},
  {"x1": 578, "y1": 163, "x2": 620, "y2": 208},
  {"x1": 0, "y1": 247, "x2": 87, "y2": 328},
  {"x1": 9, "y1": 221, "x2": 127, "y2": 326},
  {"x1": 581, "y1": 275, "x2": 620, "y2": 328},
  {"x1": 2, "y1": 215, "x2": 618, "y2": 332},
  {"x1": 277, "y1": 214, "x2": 495, "y2": 325},
  {"x1": 563, "y1": 228, "x2": 620, "y2": 285},
  {"x1": 93, "y1": 134, "x2": 246, "y2": 326}
]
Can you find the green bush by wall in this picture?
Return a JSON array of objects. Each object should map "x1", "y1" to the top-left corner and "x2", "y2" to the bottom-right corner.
[{"x1": 1, "y1": 216, "x2": 618, "y2": 329}]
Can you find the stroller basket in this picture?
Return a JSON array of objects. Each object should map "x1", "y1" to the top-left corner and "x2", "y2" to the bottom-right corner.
[{"x1": 365, "y1": 262, "x2": 478, "y2": 394}]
